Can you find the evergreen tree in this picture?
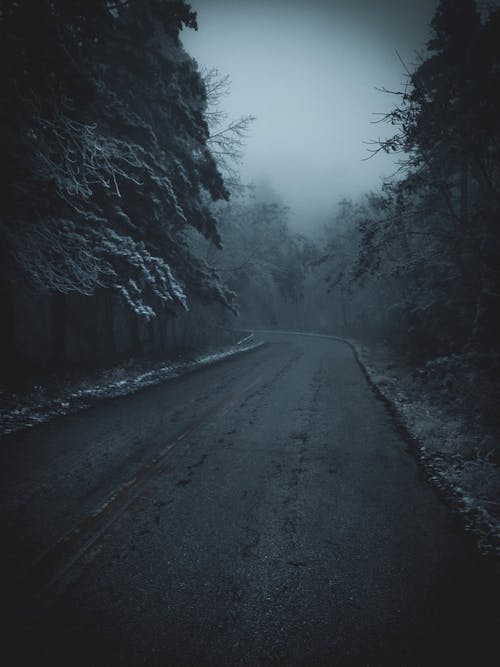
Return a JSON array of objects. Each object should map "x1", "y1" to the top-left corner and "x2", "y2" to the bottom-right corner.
[{"x1": 1, "y1": 0, "x2": 233, "y2": 327}]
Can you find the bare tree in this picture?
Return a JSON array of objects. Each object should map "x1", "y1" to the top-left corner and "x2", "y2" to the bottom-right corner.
[{"x1": 201, "y1": 67, "x2": 255, "y2": 191}]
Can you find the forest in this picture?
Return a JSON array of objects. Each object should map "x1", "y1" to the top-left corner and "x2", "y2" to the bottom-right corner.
[{"x1": 1, "y1": 1, "x2": 499, "y2": 451}]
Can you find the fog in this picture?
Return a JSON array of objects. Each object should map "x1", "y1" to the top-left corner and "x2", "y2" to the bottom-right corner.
[{"x1": 182, "y1": 0, "x2": 439, "y2": 230}]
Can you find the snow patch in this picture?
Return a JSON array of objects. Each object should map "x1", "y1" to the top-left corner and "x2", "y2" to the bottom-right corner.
[
  {"x1": 350, "y1": 338, "x2": 500, "y2": 558},
  {"x1": 0, "y1": 340, "x2": 263, "y2": 438}
]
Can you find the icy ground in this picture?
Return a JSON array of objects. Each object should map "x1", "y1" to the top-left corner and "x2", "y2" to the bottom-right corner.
[
  {"x1": 0, "y1": 336, "x2": 262, "y2": 438},
  {"x1": 353, "y1": 340, "x2": 500, "y2": 558}
]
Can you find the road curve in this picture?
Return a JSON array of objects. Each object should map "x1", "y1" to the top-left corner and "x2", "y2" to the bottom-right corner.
[{"x1": 1, "y1": 332, "x2": 497, "y2": 666}]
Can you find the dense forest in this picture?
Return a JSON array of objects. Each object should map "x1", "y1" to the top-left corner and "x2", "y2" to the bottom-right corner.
[
  {"x1": 1, "y1": 0, "x2": 499, "y2": 455},
  {"x1": 1, "y1": 0, "x2": 235, "y2": 379}
]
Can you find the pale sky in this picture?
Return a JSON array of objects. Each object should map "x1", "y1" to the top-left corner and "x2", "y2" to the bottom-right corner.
[{"x1": 182, "y1": 0, "x2": 439, "y2": 230}]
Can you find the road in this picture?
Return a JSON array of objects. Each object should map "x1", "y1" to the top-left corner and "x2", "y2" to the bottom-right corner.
[{"x1": 1, "y1": 332, "x2": 497, "y2": 666}]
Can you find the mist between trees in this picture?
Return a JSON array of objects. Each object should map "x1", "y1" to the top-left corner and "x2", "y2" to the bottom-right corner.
[{"x1": 1, "y1": 1, "x2": 499, "y2": 447}]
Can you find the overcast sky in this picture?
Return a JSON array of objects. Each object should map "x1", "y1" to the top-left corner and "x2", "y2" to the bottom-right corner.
[{"x1": 182, "y1": 0, "x2": 439, "y2": 230}]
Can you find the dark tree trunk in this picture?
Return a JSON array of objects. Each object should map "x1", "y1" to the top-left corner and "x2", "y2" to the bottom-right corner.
[
  {"x1": 103, "y1": 289, "x2": 116, "y2": 362},
  {"x1": 0, "y1": 277, "x2": 18, "y2": 383},
  {"x1": 149, "y1": 317, "x2": 157, "y2": 355},
  {"x1": 460, "y1": 156, "x2": 469, "y2": 230},
  {"x1": 158, "y1": 309, "x2": 167, "y2": 353},
  {"x1": 473, "y1": 236, "x2": 500, "y2": 346},
  {"x1": 51, "y1": 293, "x2": 67, "y2": 368},
  {"x1": 129, "y1": 311, "x2": 141, "y2": 356}
]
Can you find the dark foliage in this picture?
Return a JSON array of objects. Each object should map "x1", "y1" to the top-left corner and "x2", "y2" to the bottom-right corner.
[
  {"x1": 335, "y1": 0, "x2": 500, "y2": 359},
  {"x1": 0, "y1": 0, "x2": 234, "y2": 377},
  {"x1": 319, "y1": 1, "x2": 500, "y2": 436}
]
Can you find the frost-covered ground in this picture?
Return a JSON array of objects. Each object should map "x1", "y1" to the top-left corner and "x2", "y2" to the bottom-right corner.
[
  {"x1": 352, "y1": 339, "x2": 500, "y2": 557},
  {"x1": 0, "y1": 335, "x2": 262, "y2": 438}
]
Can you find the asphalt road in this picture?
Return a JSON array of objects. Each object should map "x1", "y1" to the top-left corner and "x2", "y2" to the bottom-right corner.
[{"x1": 1, "y1": 332, "x2": 498, "y2": 666}]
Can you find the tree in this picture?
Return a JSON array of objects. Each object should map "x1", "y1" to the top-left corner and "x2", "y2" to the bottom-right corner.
[
  {"x1": 203, "y1": 189, "x2": 311, "y2": 327},
  {"x1": 1, "y1": 0, "x2": 233, "y2": 306},
  {"x1": 201, "y1": 67, "x2": 255, "y2": 191},
  {"x1": 1, "y1": 1, "x2": 237, "y2": 373},
  {"x1": 362, "y1": 0, "x2": 500, "y2": 352}
]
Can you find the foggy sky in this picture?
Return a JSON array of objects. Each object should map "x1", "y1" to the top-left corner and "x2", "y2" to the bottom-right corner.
[{"x1": 182, "y1": 0, "x2": 439, "y2": 230}]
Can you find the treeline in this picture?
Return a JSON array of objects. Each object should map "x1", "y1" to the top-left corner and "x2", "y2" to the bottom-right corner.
[
  {"x1": 1, "y1": 1, "x2": 242, "y2": 381},
  {"x1": 5, "y1": 0, "x2": 499, "y2": 406},
  {"x1": 203, "y1": 190, "x2": 315, "y2": 329},
  {"x1": 0, "y1": 0, "x2": 315, "y2": 385},
  {"x1": 317, "y1": 0, "x2": 500, "y2": 436},
  {"x1": 322, "y1": 0, "x2": 500, "y2": 358}
]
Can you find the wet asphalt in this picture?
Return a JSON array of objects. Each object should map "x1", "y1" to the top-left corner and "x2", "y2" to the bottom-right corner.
[{"x1": 1, "y1": 332, "x2": 498, "y2": 666}]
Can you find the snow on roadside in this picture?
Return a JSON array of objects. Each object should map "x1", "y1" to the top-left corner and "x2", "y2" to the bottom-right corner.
[
  {"x1": 350, "y1": 339, "x2": 500, "y2": 558},
  {"x1": 0, "y1": 338, "x2": 263, "y2": 438}
]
